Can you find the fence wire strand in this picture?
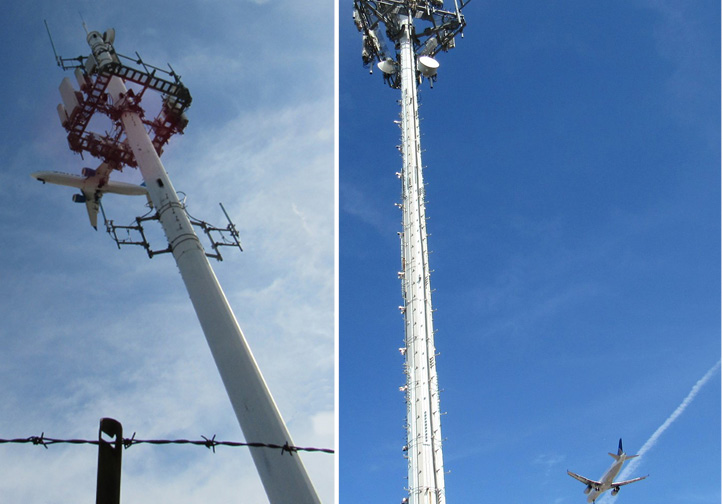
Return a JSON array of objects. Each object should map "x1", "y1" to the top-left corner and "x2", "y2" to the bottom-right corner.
[{"x1": 0, "y1": 434, "x2": 333, "y2": 455}]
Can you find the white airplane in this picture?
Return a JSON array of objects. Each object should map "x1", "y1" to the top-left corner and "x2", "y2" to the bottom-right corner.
[
  {"x1": 31, "y1": 162, "x2": 148, "y2": 229},
  {"x1": 567, "y1": 439, "x2": 648, "y2": 503}
]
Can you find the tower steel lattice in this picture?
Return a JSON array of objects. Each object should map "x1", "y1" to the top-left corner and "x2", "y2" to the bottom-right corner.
[{"x1": 353, "y1": 2, "x2": 468, "y2": 504}]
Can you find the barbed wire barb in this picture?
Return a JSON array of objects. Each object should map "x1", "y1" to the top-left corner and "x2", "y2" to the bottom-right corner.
[{"x1": 201, "y1": 434, "x2": 217, "y2": 453}]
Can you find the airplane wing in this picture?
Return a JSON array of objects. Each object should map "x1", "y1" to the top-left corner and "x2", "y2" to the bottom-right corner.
[
  {"x1": 82, "y1": 190, "x2": 100, "y2": 230},
  {"x1": 101, "y1": 179, "x2": 148, "y2": 196},
  {"x1": 32, "y1": 171, "x2": 147, "y2": 196},
  {"x1": 32, "y1": 171, "x2": 87, "y2": 189},
  {"x1": 611, "y1": 475, "x2": 648, "y2": 487},
  {"x1": 567, "y1": 470, "x2": 601, "y2": 487}
]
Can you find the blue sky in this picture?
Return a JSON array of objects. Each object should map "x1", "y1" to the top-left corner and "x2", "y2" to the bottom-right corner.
[
  {"x1": 0, "y1": 1, "x2": 333, "y2": 502},
  {"x1": 340, "y1": 2, "x2": 719, "y2": 504}
]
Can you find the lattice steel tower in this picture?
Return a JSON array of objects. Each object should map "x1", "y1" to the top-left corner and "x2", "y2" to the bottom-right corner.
[{"x1": 352, "y1": 2, "x2": 468, "y2": 503}]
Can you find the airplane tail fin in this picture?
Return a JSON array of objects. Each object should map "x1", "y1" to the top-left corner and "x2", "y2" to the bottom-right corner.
[{"x1": 608, "y1": 439, "x2": 640, "y2": 461}]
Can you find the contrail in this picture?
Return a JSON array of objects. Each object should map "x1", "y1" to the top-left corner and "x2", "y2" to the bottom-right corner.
[{"x1": 599, "y1": 360, "x2": 720, "y2": 504}]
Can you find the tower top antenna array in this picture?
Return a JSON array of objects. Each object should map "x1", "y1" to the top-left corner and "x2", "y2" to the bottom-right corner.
[
  {"x1": 47, "y1": 24, "x2": 191, "y2": 166},
  {"x1": 353, "y1": 0, "x2": 468, "y2": 87}
]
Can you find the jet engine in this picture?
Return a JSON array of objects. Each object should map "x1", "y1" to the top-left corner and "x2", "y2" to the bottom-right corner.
[
  {"x1": 584, "y1": 485, "x2": 592, "y2": 495},
  {"x1": 82, "y1": 167, "x2": 97, "y2": 177},
  {"x1": 611, "y1": 488, "x2": 620, "y2": 496},
  {"x1": 72, "y1": 193, "x2": 86, "y2": 203}
]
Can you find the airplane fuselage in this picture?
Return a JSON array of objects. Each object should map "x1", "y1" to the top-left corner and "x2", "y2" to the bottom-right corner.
[{"x1": 586, "y1": 459, "x2": 624, "y2": 503}]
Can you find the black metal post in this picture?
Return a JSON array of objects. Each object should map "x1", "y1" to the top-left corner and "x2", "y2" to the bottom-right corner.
[{"x1": 96, "y1": 418, "x2": 123, "y2": 504}]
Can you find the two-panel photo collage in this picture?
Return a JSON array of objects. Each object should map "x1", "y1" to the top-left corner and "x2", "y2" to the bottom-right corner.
[{"x1": 1, "y1": 1, "x2": 720, "y2": 503}]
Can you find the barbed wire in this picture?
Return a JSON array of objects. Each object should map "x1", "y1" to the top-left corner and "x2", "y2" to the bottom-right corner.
[{"x1": 0, "y1": 434, "x2": 334, "y2": 455}]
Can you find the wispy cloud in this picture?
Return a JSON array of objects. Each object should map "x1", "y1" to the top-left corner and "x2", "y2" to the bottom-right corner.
[
  {"x1": 637, "y1": 0, "x2": 719, "y2": 143},
  {"x1": 533, "y1": 452, "x2": 566, "y2": 480},
  {"x1": 340, "y1": 180, "x2": 396, "y2": 235}
]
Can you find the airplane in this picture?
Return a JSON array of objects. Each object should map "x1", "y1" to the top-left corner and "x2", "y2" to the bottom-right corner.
[
  {"x1": 567, "y1": 439, "x2": 648, "y2": 503},
  {"x1": 31, "y1": 162, "x2": 148, "y2": 230}
]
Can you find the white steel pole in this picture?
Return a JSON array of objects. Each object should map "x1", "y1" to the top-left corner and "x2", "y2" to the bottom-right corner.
[
  {"x1": 101, "y1": 58, "x2": 320, "y2": 504},
  {"x1": 398, "y1": 14, "x2": 446, "y2": 504}
]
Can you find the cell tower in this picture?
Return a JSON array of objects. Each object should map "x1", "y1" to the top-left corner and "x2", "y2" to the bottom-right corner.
[
  {"x1": 352, "y1": 2, "x2": 468, "y2": 504},
  {"x1": 41, "y1": 27, "x2": 320, "y2": 504}
]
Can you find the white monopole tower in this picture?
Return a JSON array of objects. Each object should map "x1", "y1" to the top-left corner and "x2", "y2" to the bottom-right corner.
[
  {"x1": 42, "y1": 27, "x2": 321, "y2": 504},
  {"x1": 353, "y1": 2, "x2": 468, "y2": 504}
]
